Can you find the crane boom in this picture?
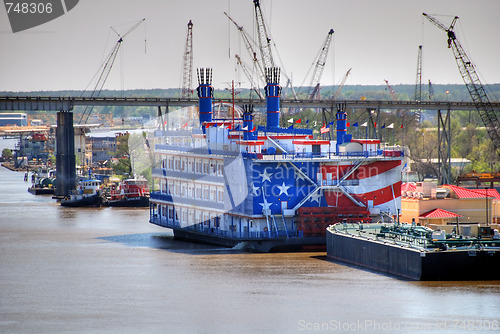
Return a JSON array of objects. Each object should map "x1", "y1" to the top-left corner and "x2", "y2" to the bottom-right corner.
[
  {"x1": 181, "y1": 20, "x2": 194, "y2": 99},
  {"x1": 414, "y1": 45, "x2": 423, "y2": 102},
  {"x1": 253, "y1": 0, "x2": 275, "y2": 69},
  {"x1": 428, "y1": 79, "x2": 434, "y2": 101},
  {"x1": 307, "y1": 29, "x2": 334, "y2": 100},
  {"x1": 224, "y1": 12, "x2": 265, "y2": 84},
  {"x1": 384, "y1": 79, "x2": 397, "y2": 101},
  {"x1": 79, "y1": 18, "x2": 145, "y2": 124},
  {"x1": 423, "y1": 13, "x2": 500, "y2": 154},
  {"x1": 333, "y1": 68, "x2": 351, "y2": 100},
  {"x1": 235, "y1": 54, "x2": 264, "y2": 99}
]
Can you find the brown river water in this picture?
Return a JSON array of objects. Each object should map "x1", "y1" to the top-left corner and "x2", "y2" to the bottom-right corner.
[{"x1": 1, "y1": 165, "x2": 499, "y2": 333}]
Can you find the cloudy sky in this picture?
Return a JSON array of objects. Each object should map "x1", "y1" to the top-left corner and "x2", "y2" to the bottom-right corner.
[{"x1": 1, "y1": 0, "x2": 499, "y2": 92}]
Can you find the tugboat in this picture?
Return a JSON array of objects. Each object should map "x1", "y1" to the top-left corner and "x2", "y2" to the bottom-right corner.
[
  {"x1": 106, "y1": 178, "x2": 150, "y2": 207},
  {"x1": 60, "y1": 179, "x2": 105, "y2": 207}
]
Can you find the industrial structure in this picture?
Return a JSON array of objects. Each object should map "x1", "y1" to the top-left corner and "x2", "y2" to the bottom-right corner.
[
  {"x1": 181, "y1": 20, "x2": 194, "y2": 99},
  {"x1": 423, "y1": 13, "x2": 500, "y2": 157}
]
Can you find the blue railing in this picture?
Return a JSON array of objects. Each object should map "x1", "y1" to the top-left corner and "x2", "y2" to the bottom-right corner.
[
  {"x1": 150, "y1": 215, "x2": 303, "y2": 240},
  {"x1": 258, "y1": 149, "x2": 403, "y2": 160},
  {"x1": 150, "y1": 192, "x2": 224, "y2": 210}
]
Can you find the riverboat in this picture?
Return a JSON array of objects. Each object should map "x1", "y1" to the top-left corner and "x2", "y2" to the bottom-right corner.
[{"x1": 149, "y1": 68, "x2": 405, "y2": 252}]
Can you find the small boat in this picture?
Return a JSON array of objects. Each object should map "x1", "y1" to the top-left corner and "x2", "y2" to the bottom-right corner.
[
  {"x1": 60, "y1": 179, "x2": 105, "y2": 207},
  {"x1": 27, "y1": 168, "x2": 56, "y2": 195},
  {"x1": 28, "y1": 176, "x2": 55, "y2": 195},
  {"x1": 106, "y1": 178, "x2": 150, "y2": 207}
]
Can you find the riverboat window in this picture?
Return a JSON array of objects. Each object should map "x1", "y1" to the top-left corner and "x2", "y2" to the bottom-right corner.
[
  {"x1": 175, "y1": 184, "x2": 180, "y2": 196},
  {"x1": 210, "y1": 189, "x2": 215, "y2": 202},
  {"x1": 196, "y1": 186, "x2": 202, "y2": 199},
  {"x1": 181, "y1": 160, "x2": 185, "y2": 172},
  {"x1": 218, "y1": 190, "x2": 224, "y2": 203},
  {"x1": 181, "y1": 185, "x2": 186, "y2": 198},
  {"x1": 190, "y1": 161, "x2": 194, "y2": 173},
  {"x1": 203, "y1": 187, "x2": 209, "y2": 200},
  {"x1": 210, "y1": 163, "x2": 215, "y2": 175},
  {"x1": 343, "y1": 179, "x2": 359, "y2": 186},
  {"x1": 203, "y1": 162, "x2": 209, "y2": 174},
  {"x1": 168, "y1": 207, "x2": 173, "y2": 220},
  {"x1": 217, "y1": 163, "x2": 223, "y2": 176},
  {"x1": 196, "y1": 161, "x2": 201, "y2": 173}
]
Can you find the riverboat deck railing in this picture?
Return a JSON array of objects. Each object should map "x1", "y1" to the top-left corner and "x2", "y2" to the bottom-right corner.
[{"x1": 155, "y1": 142, "x2": 404, "y2": 161}]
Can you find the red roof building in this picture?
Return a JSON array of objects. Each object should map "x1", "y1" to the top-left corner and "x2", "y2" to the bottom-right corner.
[
  {"x1": 419, "y1": 208, "x2": 463, "y2": 226},
  {"x1": 401, "y1": 182, "x2": 417, "y2": 193},
  {"x1": 402, "y1": 182, "x2": 500, "y2": 226},
  {"x1": 443, "y1": 184, "x2": 500, "y2": 200}
]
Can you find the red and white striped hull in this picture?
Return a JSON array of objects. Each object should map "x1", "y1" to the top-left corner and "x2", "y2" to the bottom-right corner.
[{"x1": 320, "y1": 159, "x2": 403, "y2": 214}]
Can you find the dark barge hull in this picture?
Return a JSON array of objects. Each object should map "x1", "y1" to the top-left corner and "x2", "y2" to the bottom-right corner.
[
  {"x1": 60, "y1": 194, "x2": 103, "y2": 207},
  {"x1": 106, "y1": 196, "x2": 149, "y2": 207},
  {"x1": 28, "y1": 187, "x2": 55, "y2": 195},
  {"x1": 326, "y1": 229, "x2": 500, "y2": 281},
  {"x1": 168, "y1": 227, "x2": 325, "y2": 252}
]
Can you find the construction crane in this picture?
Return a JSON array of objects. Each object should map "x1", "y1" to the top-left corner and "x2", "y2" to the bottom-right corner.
[
  {"x1": 428, "y1": 79, "x2": 434, "y2": 101},
  {"x1": 305, "y1": 29, "x2": 334, "y2": 100},
  {"x1": 384, "y1": 79, "x2": 397, "y2": 101},
  {"x1": 252, "y1": 0, "x2": 298, "y2": 101},
  {"x1": 253, "y1": 0, "x2": 275, "y2": 69},
  {"x1": 423, "y1": 13, "x2": 500, "y2": 155},
  {"x1": 235, "y1": 54, "x2": 264, "y2": 99},
  {"x1": 79, "y1": 18, "x2": 145, "y2": 124},
  {"x1": 181, "y1": 20, "x2": 194, "y2": 99},
  {"x1": 332, "y1": 68, "x2": 351, "y2": 100},
  {"x1": 414, "y1": 45, "x2": 423, "y2": 102},
  {"x1": 224, "y1": 12, "x2": 265, "y2": 84},
  {"x1": 414, "y1": 45, "x2": 423, "y2": 122}
]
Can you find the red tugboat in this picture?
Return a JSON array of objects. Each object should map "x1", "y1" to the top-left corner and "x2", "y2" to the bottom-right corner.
[{"x1": 107, "y1": 178, "x2": 150, "y2": 207}]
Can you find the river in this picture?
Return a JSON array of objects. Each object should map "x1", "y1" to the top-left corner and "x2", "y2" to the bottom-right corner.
[{"x1": 0, "y1": 165, "x2": 499, "y2": 333}]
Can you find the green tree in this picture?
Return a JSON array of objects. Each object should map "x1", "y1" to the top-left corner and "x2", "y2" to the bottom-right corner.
[
  {"x1": 2, "y1": 148, "x2": 13, "y2": 160},
  {"x1": 113, "y1": 157, "x2": 131, "y2": 176},
  {"x1": 111, "y1": 133, "x2": 131, "y2": 176}
]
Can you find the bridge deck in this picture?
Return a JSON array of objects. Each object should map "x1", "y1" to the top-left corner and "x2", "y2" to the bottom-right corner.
[{"x1": 1, "y1": 96, "x2": 498, "y2": 111}]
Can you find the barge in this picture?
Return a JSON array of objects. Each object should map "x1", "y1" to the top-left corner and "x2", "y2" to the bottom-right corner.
[{"x1": 326, "y1": 222, "x2": 500, "y2": 280}]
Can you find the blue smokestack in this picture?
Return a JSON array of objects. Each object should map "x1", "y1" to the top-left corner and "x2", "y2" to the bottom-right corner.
[
  {"x1": 336, "y1": 104, "x2": 352, "y2": 152},
  {"x1": 243, "y1": 105, "x2": 256, "y2": 140},
  {"x1": 196, "y1": 68, "x2": 213, "y2": 127},
  {"x1": 265, "y1": 68, "x2": 281, "y2": 130}
]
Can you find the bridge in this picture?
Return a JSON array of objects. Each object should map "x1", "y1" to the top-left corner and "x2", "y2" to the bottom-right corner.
[{"x1": 1, "y1": 95, "x2": 499, "y2": 111}]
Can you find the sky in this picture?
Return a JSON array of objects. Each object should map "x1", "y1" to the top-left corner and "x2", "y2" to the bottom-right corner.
[{"x1": 0, "y1": 0, "x2": 499, "y2": 92}]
